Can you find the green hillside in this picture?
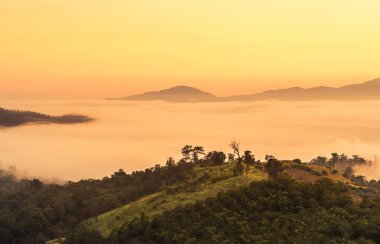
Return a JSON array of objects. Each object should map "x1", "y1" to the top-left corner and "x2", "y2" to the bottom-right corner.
[
  {"x1": 62, "y1": 162, "x2": 380, "y2": 244},
  {"x1": 83, "y1": 161, "x2": 372, "y2": 239},
  {"x1": 47, "y1": 152, "x2": 380, "y2": 244},
  {"x1": 83, "y1": 164, "x2": 266, "y2": 237}
]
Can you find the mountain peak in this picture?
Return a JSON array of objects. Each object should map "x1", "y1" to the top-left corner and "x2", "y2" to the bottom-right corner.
[
  {"x1": 155, "y1": 85, "x2": 205, "y2": 94},
  {"x1": 111, "y1": 85, "x2": 218, "y2": 102}
]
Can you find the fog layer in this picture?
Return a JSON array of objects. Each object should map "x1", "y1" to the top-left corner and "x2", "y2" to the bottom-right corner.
[{"x1": 1, "y1": 100, "x2": 379, "y2": 181}]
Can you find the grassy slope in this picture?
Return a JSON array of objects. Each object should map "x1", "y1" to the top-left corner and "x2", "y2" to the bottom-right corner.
[
  {"x1": 285, "y1": 163, "x2": 361, "y2": 187},
  {"x1": 82, "y1": 164, "x2": 266, "y2": 237},
  {"x1": 47, "y1": 162, "x2": 362, "y2": 243}
]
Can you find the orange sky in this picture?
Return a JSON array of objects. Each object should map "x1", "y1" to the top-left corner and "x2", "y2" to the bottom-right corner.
[{"x1": 1, "y1": 0, "x2": 380, "y2": 99}]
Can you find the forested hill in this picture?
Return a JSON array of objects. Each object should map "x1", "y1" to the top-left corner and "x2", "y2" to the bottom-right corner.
[
  {"x1": 0, "y1": 160, "x2": 194, "y2": 243},
  {"x1": 64, "y1": 151, "x2": 380, "y2": 244},
  {"x1": 0, "y1": 107, "x2": 93, "y2": 127},
  {"x1": 1, "y1": 144, "x2": 380, "y2": 243},
  {"x1": 103, "y1": 176, "x2": 380, "y2": 243}
]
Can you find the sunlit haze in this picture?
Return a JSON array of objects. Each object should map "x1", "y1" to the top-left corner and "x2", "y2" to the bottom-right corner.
[
  {"x1": 3, "y1": 2, "x2": 380, "y2": 243},
  {"x1": 0, "y1": 100, "x2": 379, "y2": 181},
  {"x1": 1, "y1": 0, "x2": 380, "y2": 99}
]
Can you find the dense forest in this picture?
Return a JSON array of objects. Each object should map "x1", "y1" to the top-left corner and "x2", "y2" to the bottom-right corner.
[
  {"x1": 0, "y1": 107, "x2": 93, "y2": 127},
  {"x1": 94, "y1": 176, "x2": 380, "y2": 244},
  {"x1": 0, "y1": 160, "x2": 194, "y2": 243},
  {"x1": 0, "y1": 144, "x2": 380, "y2": 244}
]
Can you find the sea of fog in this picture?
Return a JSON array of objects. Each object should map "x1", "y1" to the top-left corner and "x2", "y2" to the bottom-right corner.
[{"x1": 0, "y1": 99, "x2": 379, "y2": 181}]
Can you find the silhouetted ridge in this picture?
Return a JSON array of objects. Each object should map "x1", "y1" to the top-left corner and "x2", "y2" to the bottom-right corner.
[
  {"x1": 109, "y1": 85, "x2": 219, "y2": 102},
  {"x1": 109, "y1": 77, "x2": 380, "y2": 102}
]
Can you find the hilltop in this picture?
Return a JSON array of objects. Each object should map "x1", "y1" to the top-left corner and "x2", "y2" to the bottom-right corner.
[
  {"x1": 62, "y1": 157, "x2": 380, "y2": 244},
  {"x1": 54, "y1": 149, "x2": 379, "y2": 243},
  {"x1": 77, "y1": 161, "x2": 368, "y2": 239}
]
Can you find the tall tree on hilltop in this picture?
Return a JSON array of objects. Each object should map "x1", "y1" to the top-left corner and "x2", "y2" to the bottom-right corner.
[
  {"x1": 181, "y1": 145, "x2": 193, "y2": 163},
  {"x1": 192, "y1": 146, "x2": 206, "y2": 164},
  {"x1": 229, "y1": 141, "x2": 245, "y2": 176},
  {"x1": 229, "y1": 141, "x2": 241, "y2": 159},
  {"x1": 265, "y1": 155, "x2": 283, "y2": 177},
  {"x1": 243, "y1": 150, "x2": 255, "y2": 182}
]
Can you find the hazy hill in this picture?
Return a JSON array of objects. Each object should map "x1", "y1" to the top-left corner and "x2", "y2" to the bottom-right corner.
[
  {"x1": 111, "y1": 78, "x2": 380, "y2": 102},
  {"x1": 109, "y1": 85, "x2": 220, "y2": 102},
  {"x1": 229, "y1": 78, "x2": 380, "y2": 101},
  {"x1": 0, "y1": 107, "x2": 93, "y2": 127}
]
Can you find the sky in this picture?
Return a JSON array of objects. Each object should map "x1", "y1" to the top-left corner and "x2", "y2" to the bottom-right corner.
[{"x1": 1, "y1": 0, "x2": 380, "y2": 99}]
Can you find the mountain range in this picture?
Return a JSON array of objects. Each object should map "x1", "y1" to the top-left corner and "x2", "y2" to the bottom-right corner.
[{"x1": 109, "y1": 78, "x2": 380, "y2": 102}]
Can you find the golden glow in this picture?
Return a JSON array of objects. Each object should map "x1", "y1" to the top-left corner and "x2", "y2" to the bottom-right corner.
[{"x1": 1, "y1": 0, "x2": 380, "y2": 98}]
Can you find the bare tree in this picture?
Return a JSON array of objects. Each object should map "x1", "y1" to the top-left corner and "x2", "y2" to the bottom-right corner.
[{"x1": 229, "y1": 140, "x2": 241, "y2": 159}]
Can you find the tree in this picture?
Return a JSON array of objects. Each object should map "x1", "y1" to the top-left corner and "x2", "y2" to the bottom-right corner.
[
  {"x1": 181, "y1": 145, "x2": 205, "y2": 164},
  {"x1": 229, "y1": 141, "x2": 241, "y2": 159},
  {"x1": 166, "y1": 157, "x2": 175, "y2": 168},
  {"x1": 336, "y1": 153, "x2": 349, "y2": 172},
  {"x1": 330, "y1": 153, "x2": 339, "y2": 168},
  {"x1": 339, "y1": 153, "x2": 348, "y2": 163},
  {"x1": 265, "y1": 156, "x2": 283, "y2": 177},
  {"x1": 181, "y1": 145, "x2": 193, "y2": 163},
  {"x1": 265, "y1": 155, "x2": 275, "y2": 161},
  {"x1": 293, "y1": 159, "x2": 302, "y2": 164},
  {"x1": 31, "y1": 179, "x2": 43, "y2": 189},
  {"x1": 192, "y1": 146, "x2": 205, "y2": 164},
  {"x1": 112, "y1": 169, "x2": 127, "y2": 178},
  {"x1": 230, "y1": 141, "x2": 244, "y2": 176},
  {"x1": 205, "y1": 151, "x2": 226, "y2": 166},
  {"x1": 228, "y1": 153, "x2": 235, "y2": 163},
  {"x1": 311, "y1": 156, "x2": 327, "y2": 166},
  {"x1": 243, "y1": 150, "x2": 255, "y2": 178},
  {"x1": 351, "y1": 155, "x2": 366, "y2": 165},
  {"x1": 343, "y1": 167, "x2": 354, "y2": 179}
]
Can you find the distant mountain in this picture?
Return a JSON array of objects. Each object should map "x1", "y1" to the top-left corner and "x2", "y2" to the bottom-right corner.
[
  {"x1": 0, "y1": 108, "x2": 93, "y2": 127},
  {"x1": 108, "y1": 85, "x2": 220, "y2": 102},
  {"x1": 228, "y1": 78, "x2": 380, "y2": 101},
  {"x1": 110, "y1": 78, "x2": 380, "y2": 102},
  {"x1": 111, "y1": 86, "x2": 220, "y2": 102}
]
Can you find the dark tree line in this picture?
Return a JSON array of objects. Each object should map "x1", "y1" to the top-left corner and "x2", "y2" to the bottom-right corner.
[
  {"x1": 181, "y1": 142, "x2": 284, "y2": 179},
  {"x1": 0, "y1": 107, "x2": 93, "y2": 127},
  {"x1": 311, "y1": 153, "x2": 367, "y2": 172},
  {"x1": 310, "y1": 153, "x2": 376, "y2": 184}
]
